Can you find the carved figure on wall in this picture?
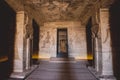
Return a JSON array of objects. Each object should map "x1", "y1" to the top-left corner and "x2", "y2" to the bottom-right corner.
[
  {"x1": 40, "y1": 31, "x2": 50, "y2": 48},
  {"x1": 24, "y1": 13, "x2": 29, "y2": 38},
  {"x1": 46, "y1": 31, "x2": 50, "y2": 43},
  {"x1": 103, "y1": 27, "x2": 110, "y2": 43}
]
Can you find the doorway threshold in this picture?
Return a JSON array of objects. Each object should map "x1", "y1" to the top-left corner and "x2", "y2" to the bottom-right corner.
[{"x1": 49, "y1": 57, "x2": 76, "y2": 63}]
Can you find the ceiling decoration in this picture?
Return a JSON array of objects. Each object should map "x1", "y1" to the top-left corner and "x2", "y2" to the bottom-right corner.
[
  {"x1": 25, "y1": 0, "x2": 91, "y2": 22},
  {"x1": 5, "y1": 0, "x2": 114, "y2": 25}
]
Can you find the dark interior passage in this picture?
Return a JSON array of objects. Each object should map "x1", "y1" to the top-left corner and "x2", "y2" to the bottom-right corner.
[
  {"x1": 32, "y1": 20, "x2": 39, "y2": 64},
  {"x1": 33, "y1": 20, "x2": 39, "y2": 54},
  {"x1": 0, "y1": 0, "x2": 16, "y2": 79},
  {"x1": 109, "y1": 0, "x2": 120, "y2": 79},
  {"x1": 86, "y1": 18, "x2": 93, "y2": 66},
  {"x1": 57, "y1": 28, "x2": 68, "y2": 58}
]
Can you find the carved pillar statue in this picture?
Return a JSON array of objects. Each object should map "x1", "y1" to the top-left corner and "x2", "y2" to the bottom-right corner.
[
  {"x1": 24, "y1": 13, "x2": 33, "y2": 70},
  {"x1": 91, "y1": 24, "x2": 97, "y2": 68},
  {"x1": 99, "y1": 8, "x2": 116, "y2": 80},
  {"x1": 91, "y1": 23, "x2": 102, "y2": 73}
]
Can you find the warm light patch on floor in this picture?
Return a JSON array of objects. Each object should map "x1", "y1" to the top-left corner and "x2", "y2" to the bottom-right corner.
[
  {"x1": 32, "y1": 53, "x2": 50, "y2": 59},
  {"x1": 0, "y1": 56, "x2": 8, "y2": 62},
  {"x1": 75, "y1": 54, "x2": 93, "y2": 60},
  {"x1": 87, "y1": 54, "x2": 93, "y2": 60},
  {"x1": 32, "y1": 53, "x2": 93, "y2": 60},
  {"x1": 32, "y1": 54, "x2": 39, "y2": 59}
]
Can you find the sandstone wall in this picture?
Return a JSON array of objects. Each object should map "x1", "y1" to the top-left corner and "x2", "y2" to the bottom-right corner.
[{"x1": 39, "y1": 21, "x2": 87, "y2": 59}]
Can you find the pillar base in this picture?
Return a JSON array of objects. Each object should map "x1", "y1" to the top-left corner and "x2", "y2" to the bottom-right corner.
[
  {"x1": 99, "y1": 75, "x2": 116, "y2": 80},
  {"x1": 88, "y1": 67, "x2": 116, "y2": 80},
  {"x1": 10, "y1": 65, "x2": 38, "y2": 79}
]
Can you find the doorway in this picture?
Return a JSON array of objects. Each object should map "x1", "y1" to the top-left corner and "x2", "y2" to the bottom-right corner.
[{"x1": 57, "y1": 28, "x2": 68, "y2": 58}]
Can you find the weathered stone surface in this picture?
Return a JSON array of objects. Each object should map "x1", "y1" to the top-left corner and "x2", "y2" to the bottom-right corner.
[
  {"x1": 100, "y1": 8, "x2": 114, "y2": 76},
  {"x1": 39, "y1": 21, "x2": 87, "y2": 59},
  {"x1": 5, "y1": 0, "x2": 24, "y2": 11},
  {"x1": 5, "y1": 0, "x2": 114, "y2": 26},
  {"x1": 14, "y1": 11, "x2": 25, "y2": 72},
  {"x1": 13, "y1": 11, "x2": 33, "y2": 73},
  {"x1": 0, "y1": 0, "x2": 118, "y2": 80}
]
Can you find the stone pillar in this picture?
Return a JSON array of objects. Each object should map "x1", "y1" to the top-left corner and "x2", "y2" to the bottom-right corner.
[
  {"x1": 13, "y1": 11, "x2": 25, "y2": 72},
  {"x1": 99, "y1": 8, "x2": 116, "y2": 80},
  {"x1": 26, "y1": 38, "x2": 31, "y2": 70},
  {"x1": 93, "y1": 37, "x2": 97, "y2": 69},
  {"x1": 92, "y1": 37, "x2": 96, "y2": 67},
  {"x1": 94, "y1": 37, "x2": 102, "y2": 73},
  {"x1": 11, "y1": 11, "x2": 37, "y2": 79}
]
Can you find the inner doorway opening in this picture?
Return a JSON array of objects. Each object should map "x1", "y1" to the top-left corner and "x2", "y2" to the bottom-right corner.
[
  {"x1": 32, "y1": 20, "x2": 39, "y2": 64},
  {"x1": 57, "y1": 28, "x2": 68, "y2": 58},
  {"x1": 86, "y1": 18, "x2": 93, "y2": 66}
]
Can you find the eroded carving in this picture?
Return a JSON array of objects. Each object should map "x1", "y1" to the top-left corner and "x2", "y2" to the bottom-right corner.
[
  {"x1": 91, "y1": 24, "x2": 100, "y2": 38},
  {"x1": 103, "y1": 27, "x2": 110, "y2": 43},
  {"x1": 40, "y1": 30, "x2": 50, "y2": 48}
]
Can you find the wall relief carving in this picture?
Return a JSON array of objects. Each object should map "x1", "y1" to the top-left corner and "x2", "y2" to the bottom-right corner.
[{"x1": 40, "y1": 30, "x2": 51, "y2": 48}]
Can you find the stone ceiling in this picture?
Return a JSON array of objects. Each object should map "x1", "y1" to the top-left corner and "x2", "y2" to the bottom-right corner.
[
  {"x1": 5, "y1": 0, "x2": 114, "y2": 26},
  {"x1": 25, "y1": 0, "x2": 98, "y2": 22}
]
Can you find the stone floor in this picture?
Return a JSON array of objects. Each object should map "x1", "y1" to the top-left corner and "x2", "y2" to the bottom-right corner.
[{"x1": 24, "y1": 61, "x2": 98, "y2": 80}]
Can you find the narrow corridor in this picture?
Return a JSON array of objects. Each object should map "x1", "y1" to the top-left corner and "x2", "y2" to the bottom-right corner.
[{"x1": 25, "y1": 61, "x2": 97, "y2": 80}]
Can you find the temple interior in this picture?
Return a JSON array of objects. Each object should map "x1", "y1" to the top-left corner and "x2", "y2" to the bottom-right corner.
[{"x1": 0, "y1": 0, "x2": 120, "y2": 80}]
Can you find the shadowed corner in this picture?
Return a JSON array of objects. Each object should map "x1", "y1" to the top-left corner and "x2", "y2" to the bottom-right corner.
[
  {"x1": 86, "y1": 17, "x2": 94, "y2": 67},
  {"x1": 109, "y1": 0, "x2": 120, "y2": 80},
  {"x1": 0, "y1": 0, "x2": 16, "y2": 79},
  {"x1": 32, "y1": 19, "x2": 40, "y2": 65}
]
